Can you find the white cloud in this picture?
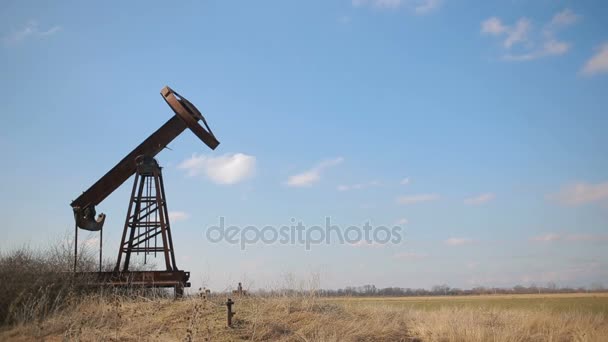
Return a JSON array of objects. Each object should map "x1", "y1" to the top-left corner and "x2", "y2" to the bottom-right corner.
[
  {"x1": 530, "y1": 233, "x2": 562, "y2": 242},
  {"x1": 531, "y1": 233, "x2": 608, "y2": 243},
  {"x1": 400, "y1": 177, "x2": 410, "y2": 185},
  {"x1": 464, "y1": 193, "x2": 495, "y2": 205},
  {"x1": 481, "y1": 9, "x2": 578, "y2": 61},
  {"x1": 396, "y1": 193, "x2": 439, "y2": 205},
  {"x1": 350, "y1": 240, "x2": 386, "y2": 248},
  {"x1": 503, "y1": 39, "x2": 570, "y2": 61},
  {"x1": 549, "y1": 181, "x2": 608, "y2": 206},
  {"x1": 3, "y1": 20, "x2": 60, "y2": 45},
  {"x1": 395, "y1": 218, "x2": 408, "y2": 225},
  {"x1": 393, "y1": 251, "x2": 428, "y2": 260},
  {"x1": 445, "y1": 237, "x2": 474, "y2": 246},
  {"x1": 414, "y1": 0, "x2": 441, "y2": 14},
  {"x1": 549, "y1": 9, "x2": 580, "y2": 27},
  {"x1": 353, "y1": 0, "x2": 403, "y2": 9},
  {"x1": 169, "y1": 211, "x2": 190, "y2": 222},
  {"x1": 581, "y1": 43, "x2": 608, "y2": 76},
  {"x1": 503, "y1": 18, "x2": 531, "y2": 49},
  {"x1": 352, "y1": 0, "x2": 441, "y2": 14},
  {"x1": 337, "y1": 180, "x2": 380, "y2": 191},
  {"x1": 481, "y1": 17, "x2": 508, "y2": 35},
  {"x1": 286, "y1": 157, "x2": 343, "y2": 187},
  {"x1": 178, "y1": 153, "x2": 256, "y2": 185},
  {"x1": 481, "y1": 17, "x2": 530, "y2": 48}
]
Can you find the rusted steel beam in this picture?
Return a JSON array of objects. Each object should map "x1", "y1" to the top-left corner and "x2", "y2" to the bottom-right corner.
[
  {"x1": 79, "y1": 270, "x2": 191, "y2": 288},
  {"x1": 70, "y1": 86, "x2": 220, "y2": 231},
  {"x1": 71, "y1": 115, "x2": 187, "y2": 220}
]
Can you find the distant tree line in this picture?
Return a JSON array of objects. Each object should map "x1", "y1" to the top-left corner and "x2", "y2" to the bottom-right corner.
[{"x1": 314, "y1": 282, "x2": 606, "y2": 297}]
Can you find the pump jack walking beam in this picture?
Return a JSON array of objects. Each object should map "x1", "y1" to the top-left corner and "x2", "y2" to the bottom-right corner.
[{"x1": 71, "y1": 86, "x2": 219, "y2": 231}]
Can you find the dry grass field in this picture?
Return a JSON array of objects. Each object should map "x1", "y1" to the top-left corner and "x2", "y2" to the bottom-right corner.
[
  {"x1": 2, "y1": 292, "x2": 608, "y2": 341},
  {"x1": 328, "y1": 292, "x2": 608, "y2": 314}
]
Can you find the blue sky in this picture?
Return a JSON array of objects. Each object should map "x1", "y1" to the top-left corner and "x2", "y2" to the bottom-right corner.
[{"x1": 1, "y1": 0, "x2": 607, "y2": 291}]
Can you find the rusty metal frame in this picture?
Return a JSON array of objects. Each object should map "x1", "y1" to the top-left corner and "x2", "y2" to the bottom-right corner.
[
  {"x1": 81, "y1": 270, "x2": 190, "y2": 296},
  {"x1": 115, "y1": 156, "x2": 178, "y2": 273},
  {"x1": 71, "y1": 86, "x2": 219, "y2": 232},
  {"x1": 161, "y1": 86, "x2": 219, "y2": 150},
  {"x1": 69, "y1": 86, "x2": 219, "y2": 296}
]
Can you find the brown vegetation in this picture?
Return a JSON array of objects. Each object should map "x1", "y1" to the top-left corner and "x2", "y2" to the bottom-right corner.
[
  {"x1": 2, "y1": 245, "x2": 607, "y2": 341},
  {"x1": 0, "y1": 240, "x2": 98, "y2": 326},
  {"x1": 1, "y1": 292, "x2": 607, "y2": 341}
]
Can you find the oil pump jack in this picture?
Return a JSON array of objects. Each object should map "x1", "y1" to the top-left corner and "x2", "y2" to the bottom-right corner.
[{"x1": 70, "y1": 86, "x2": 219, "y2": 296}]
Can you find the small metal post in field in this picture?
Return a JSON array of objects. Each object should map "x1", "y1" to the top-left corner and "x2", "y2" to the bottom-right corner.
[{"x1": 226, "y1": 298, "x2": 235, "y2": 327}]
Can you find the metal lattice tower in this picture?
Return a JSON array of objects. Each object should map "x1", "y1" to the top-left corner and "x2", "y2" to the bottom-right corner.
[{"x1": 115, "y1": 155, "x2": 177, "y2": 272}]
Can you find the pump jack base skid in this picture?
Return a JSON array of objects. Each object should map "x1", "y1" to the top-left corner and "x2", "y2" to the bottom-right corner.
[{"x1": 78, "y1": 270, "x2": 190, "y2": 296}]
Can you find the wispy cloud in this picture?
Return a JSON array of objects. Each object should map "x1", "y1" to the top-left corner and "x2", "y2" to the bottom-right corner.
[
  {"x1": 168, "y1": 211, "x2": 190, "y2": 222},
  {"x1": 393, "y1": 251, "x2": 428, "y2": 260},
  {"x1": 350, "y1": 240, "x2": 386, "y2": 248},
  {"x1": 548, "y1": 181, "x2": 608, "y2": 206},
  {"x1": 337, "y1": 180, "x2": 380, "y2": 191},
  {"x1": 530, "y1": 233, "x2": 562, "y2": 242},
  {"x1": 395, "y1": 218, "x2": 408, "y2": 225},
  {"x1": 286, "y1": 157, "x2": 343, "y2": 187},
  {"x1": 3, "y1": 20, "x2": 61, "y2": 45},
  {"x1": 353, "y1": 0, "x2": 404, "y2": 9},
  {"x1": 531, "y1": 233, "x2": 608, "y2": 243},
  {"x1": 481, "y1": 9, "x2": 579, "y2": 61},
  {"x1": 396, "y1": 193, "x2": 439, "y2": 205},
  {"x1": 464, "y1": 193, "x2": 495, "y2": 205},
  {"x1": 178, "y1": 153, "x2": 256, "y2": 185},
  {"x1": 445, "y1": 237, "x2": 474, "y2": 246},
  {"x1": 400, "y1": 177, "x2": 410, "y2": 186},
  {"x1": 414, "y1": 0, "x2": 441, "y2": 14},
  {"x1": 549, "y1": 8, "x2": 580, "y2": 27},
  {"x1": 352, "y1": 0, "x2": 441, "y2": 14},
  {"x1": 580, "y1": 43, "x2": 608, "y2": 76}
]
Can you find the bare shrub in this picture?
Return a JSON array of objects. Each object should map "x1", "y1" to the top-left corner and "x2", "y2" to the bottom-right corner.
[{"x1": 0, "y1": 236, "x2": 97, "y2": 326}]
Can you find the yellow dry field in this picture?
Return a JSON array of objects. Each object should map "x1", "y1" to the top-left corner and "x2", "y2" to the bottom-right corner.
[
  {"x1": 2, "y1": 293, "x2": 608, "y2": 341},
  {"x1": 328, "y1": 292, "x2": 608, "y2": 314}
]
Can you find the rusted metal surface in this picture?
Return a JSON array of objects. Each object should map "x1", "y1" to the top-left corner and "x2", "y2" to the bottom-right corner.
[
  {"x1": 71, "y1": 116, "x2": 187, "y2": 231},
  {"x1": 71, "y1": 86, "x2": 219, "y2": 231},
  {"x1": 114, "y1": 156, "x2": 178, "y2": 273},
  {"x1": 81, "y1": 270, "x2": 190, "y2": 289},
  {"x1": 69, "y1": 86, "x2": 219, "y2": 296},
  {"x1": 161, "y1": 86, "x2": 220, "y2": 150},
  {"x1": 226, "y1": 298, "x2": 235, "y2": 327}
]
